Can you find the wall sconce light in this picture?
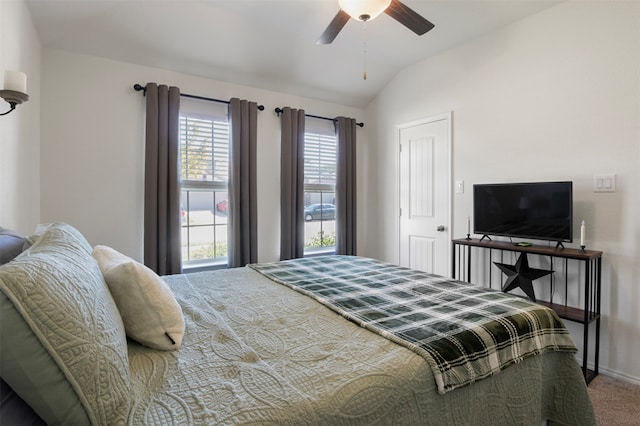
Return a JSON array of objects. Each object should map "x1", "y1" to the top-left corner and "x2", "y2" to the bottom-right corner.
[{"x1": 1, "y1": 71, "x2": 29, "y2": 116}]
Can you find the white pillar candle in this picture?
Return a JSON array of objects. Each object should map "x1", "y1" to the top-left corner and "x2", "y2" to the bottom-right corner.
[
  {"x1": 467, "y1": 216, "x2": 471, "y2": 234},
  {"x1": 580, "y1": 220, "x2": 585, "y2": 246},
  {"x1": 3, "y1": 70, "x2": 27, "y2": 93}
]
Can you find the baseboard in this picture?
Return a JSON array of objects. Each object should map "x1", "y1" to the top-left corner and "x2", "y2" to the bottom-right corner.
[
  {"x1": 576, "y1": 355, "x2": 640, "y2": 386},
  {"x1": 589, "y1": 363, "x2": 640, "y2": 386}
]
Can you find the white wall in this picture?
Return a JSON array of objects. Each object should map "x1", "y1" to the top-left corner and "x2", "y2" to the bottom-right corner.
[
  {"x1": 363, "y1": 2, "x2": 640, "y2": 382},
  {"x1": 40, "y1": 50, "x2": 365, "y2": 262},
  {"x1": 0, "y1": 0, "x2": 41, "y2": 234}
]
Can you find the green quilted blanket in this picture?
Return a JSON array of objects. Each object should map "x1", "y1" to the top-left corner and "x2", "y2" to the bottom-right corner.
[{"x1": 249, "y1": 255, "x2": 577, "y2": 394}]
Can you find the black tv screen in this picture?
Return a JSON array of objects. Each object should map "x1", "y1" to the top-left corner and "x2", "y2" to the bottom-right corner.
[{"x1": 473, "y1": 181, "x2": 573, "y2": 243}]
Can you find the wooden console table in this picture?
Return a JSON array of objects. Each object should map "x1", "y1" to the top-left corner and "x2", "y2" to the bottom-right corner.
[{"x1": 451, "y1": 238, "x2": 602, "y2": 383}]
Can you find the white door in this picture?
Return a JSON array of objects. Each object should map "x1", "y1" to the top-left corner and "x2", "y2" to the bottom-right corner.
[{"x1": 399, "y1": 114, "x2": 451, "y2": 276}]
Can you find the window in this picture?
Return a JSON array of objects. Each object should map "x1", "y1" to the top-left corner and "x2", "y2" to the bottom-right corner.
[
  {"x1": 179, "y1": 99, "x2": 229, "y2": 265},
  {"x1": 304, "y1": 118, "x2": 337, "y2": 254}
]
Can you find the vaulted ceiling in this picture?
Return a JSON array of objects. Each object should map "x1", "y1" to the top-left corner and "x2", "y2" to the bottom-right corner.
[{"x1": 26, "y1": 0, "x2": 560, "y2": 107}]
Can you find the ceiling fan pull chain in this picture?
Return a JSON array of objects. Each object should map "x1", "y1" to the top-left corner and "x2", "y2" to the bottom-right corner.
[{"x1": 362, "y1": 20, "x2": 367, "y2": 80}]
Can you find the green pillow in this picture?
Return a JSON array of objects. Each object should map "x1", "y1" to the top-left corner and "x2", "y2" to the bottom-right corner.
[
  {"x1": 1, "y1": 292, "x2": 88, "y2": 424},
  {"x1": 0, "y1": 223, "x2": 131, "y2": 425}
]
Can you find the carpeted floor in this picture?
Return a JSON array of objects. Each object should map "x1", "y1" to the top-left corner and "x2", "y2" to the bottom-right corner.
[{"x1": 588, "y1": 374, "x2": 640, "y2": 425}]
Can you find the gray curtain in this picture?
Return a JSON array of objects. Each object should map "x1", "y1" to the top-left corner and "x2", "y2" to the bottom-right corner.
[
  {"x1": 279, "y1": 107, "x2": 306, "y2": 260},
  {"x1": 335, "y1": 117, "x2": 357, "y2": 255},
  {"x1": 143, "y1": 83, "x2": 182, "y2": 275},
  {"x1": 227, "y1": 98, "x2": 258, "y2": 268}
]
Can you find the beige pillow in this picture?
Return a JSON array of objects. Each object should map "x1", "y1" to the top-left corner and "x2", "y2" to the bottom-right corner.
[{"x1": 92, "y1": 245, "x2": 185, "y2": 350}]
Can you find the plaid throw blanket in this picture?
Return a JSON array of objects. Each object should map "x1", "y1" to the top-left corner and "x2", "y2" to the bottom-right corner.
[{"x1": 249, "y1": 256, "x2": 577, "y2": 393}]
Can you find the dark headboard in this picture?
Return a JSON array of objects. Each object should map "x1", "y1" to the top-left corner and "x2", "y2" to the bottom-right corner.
[
  {"x1": 0, "y1": 227, "x2": 27, "y2": 265},
  {"x1": 0, "y1": 379, "x2": 45, "y2": 426},
  {"x1": 0, "y1": 228, "x2": 44, "y2": 424}
]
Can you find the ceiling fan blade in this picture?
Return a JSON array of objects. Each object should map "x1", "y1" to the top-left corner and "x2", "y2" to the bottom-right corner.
[
  {"x1": 317, "y1": 9, "x2": 350, "y2": 44},
  {"x1": 385, "y1": 0, "x2": 434, "y2": 36}
]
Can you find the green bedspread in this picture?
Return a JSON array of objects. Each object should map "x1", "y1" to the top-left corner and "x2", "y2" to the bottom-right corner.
[
  {"x1": 2, "y1": 223, "x2": 595, "y2": 425},
  {"x1": 249, "y1": 255, "x2": 577, "y2": 394}
]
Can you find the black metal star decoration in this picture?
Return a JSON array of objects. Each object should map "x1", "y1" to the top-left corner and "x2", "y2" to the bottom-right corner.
[{"x1": 494, "y1": 253, "x2": 552, "y2": 302}]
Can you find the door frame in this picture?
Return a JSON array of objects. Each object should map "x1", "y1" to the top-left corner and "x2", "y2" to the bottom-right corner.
[{"x1": 397, "y1": 111, "x2": 453, "y2": 276}]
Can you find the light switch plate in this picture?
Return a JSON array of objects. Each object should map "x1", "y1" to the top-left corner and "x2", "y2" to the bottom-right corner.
[
  {"x1": 593, "y1": 174, "x2": 616, "y2": 192},
  {"x1": 455, "y1": 180, "x2": 464, "y2": 194}
]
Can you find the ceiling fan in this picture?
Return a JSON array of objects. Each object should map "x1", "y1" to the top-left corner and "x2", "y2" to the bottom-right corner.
[{"x1": 317, "y1": 0, "x2": 435, "y2": 45}]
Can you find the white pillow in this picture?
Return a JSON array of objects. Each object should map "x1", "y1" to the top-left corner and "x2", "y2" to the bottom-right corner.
[{"x1": 92, "y1": 245, "x2": 185, "y2": 351}]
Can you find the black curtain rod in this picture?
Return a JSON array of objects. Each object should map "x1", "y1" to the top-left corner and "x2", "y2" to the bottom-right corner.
[
  {"x1": 133, "y1": 84, "x2": 264, "y2": 111},
  {"x1": 274, "y1": 107, "x2": 364, "y2": 128}
]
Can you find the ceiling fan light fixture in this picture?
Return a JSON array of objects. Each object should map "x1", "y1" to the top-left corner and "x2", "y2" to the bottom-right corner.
[{"x1": 339, "y1": 0, "x2": 392, "y2": 22}]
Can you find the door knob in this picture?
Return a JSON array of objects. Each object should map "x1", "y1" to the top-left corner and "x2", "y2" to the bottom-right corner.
[{"x1": 437, "y1": 225, "x2": 446, "y2": 232}]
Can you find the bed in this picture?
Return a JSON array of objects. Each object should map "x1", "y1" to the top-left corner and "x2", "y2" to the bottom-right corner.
[{"x1": 0, "y1": 223, "x2": 595, "y2": 425}]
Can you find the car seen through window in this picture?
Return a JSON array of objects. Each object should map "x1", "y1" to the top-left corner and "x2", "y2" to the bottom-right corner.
[{"x1": 304, "y1": 204, "x2": 335, "y2": 221}]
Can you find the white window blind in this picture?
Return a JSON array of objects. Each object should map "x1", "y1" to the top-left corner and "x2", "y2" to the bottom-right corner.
[
  {"x1": 180, "y1": 116, "x2": 229, "y2": 183},
  {"x1": 304, "y1": 132, "x2": 337, "y2": 186}
]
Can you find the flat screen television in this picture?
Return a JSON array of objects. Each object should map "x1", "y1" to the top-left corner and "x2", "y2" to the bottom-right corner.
[{"x1": 473, "y1": 181, "x2": 573, "y2": 243}]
